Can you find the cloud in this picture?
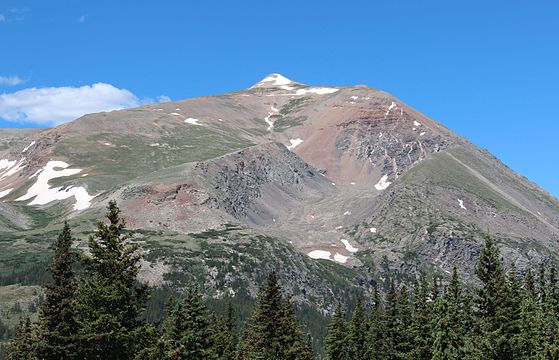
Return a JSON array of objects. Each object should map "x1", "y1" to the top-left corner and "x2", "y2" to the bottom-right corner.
[
  {"x1": 157, "y1": 95, "x2": 171, "y2": 102},
  {"x1": 0, "y1": 14, "x2": 5, "y2": 22},
  {"x1": 77, "y1": 15, "x2": 86, "y2": 23},
  {"x1": 0, "y1": 75, "x2": 25, "y2": 86},
  {"x1": 0, "y1": 83, "x2": 145, "y2": 126}
]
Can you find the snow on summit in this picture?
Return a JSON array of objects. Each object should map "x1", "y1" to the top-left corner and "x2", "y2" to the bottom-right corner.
[{"x1": 252, "y1": 73, "x2": 293, "y2": 88}]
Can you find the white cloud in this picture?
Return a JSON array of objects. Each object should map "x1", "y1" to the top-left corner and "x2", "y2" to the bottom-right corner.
[
  {"x1": 0, "y1": 75, "x2": 24, "y2": 86},
  {"x1": 157, "y1": 95, "x2": 171, "y2": 102},
  {"x1": 0, "y1": 14, "x2": 5, "y2": 22},
  {"x1": 0, "y1": 83, "x2": 143, "y2": 126},
  {"x1": 77, "y1": 15, "x2": 86, "y2": 23}
]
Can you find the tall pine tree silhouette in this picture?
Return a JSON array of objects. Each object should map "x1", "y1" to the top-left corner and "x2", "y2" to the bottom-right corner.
[
  {"x1": 74, "y1": 201, "x2": 155, "y2": 359},
  {"x1": 36, "y1": 222, "x2": 79, "y2": 360}
]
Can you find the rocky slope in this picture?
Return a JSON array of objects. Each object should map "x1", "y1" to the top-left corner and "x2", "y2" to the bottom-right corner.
[{"x1": 0, "y1": 73, "x2": 558, "y2": 307}]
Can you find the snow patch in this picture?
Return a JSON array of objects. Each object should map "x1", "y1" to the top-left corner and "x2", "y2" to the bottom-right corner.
[
  {"x1": 286, "y1": 138, "x2": 303, "y2": 150},
  {"x1": 307, "y1": 250, "x2": 331, "y2": 261},
  {"x1": 335, "y1": 226, "x2": 343, "y2": 230},
  {"x1": 341, "y1": 239, "x2": 358, "y2": 253},
  {"x1": 16, "y1": 161, "x2": 96, "y2": 210},
  {"x1": 386, "y1": 101, "x2": 397, "y2": 116},
  {"x1": 184, "y1": 118, "x2": 201, "y2": 125},
  {"x1": 458, "y1": 199, "x2": 467, "y2": 210},
  {"x1": 370, "y1": 227, "x2": 377, "y2": 233},
  {"x1": 374, "y1": 175, "x2": 392, "y2": 191},
  {"x1": 294, "y1": 87, "x2": 338, "y2": 95},
  {"x1": 333, "y1": 253, "x2": 349, "y2": 263},
  {"x1": 0, "y1": 188, "x2": 13, "y2": 198},
  {"x1": 264, "y1": 105, "x2": 279, "y2": 131},
  {"x1": 22, "y1": 141, "x2": 36, "y2": 153},
  {"x1": 414, "y1": 121, "x2": 421, "y2": 126},
  {"x1": 0, "y1": 158, "x2": 26, "y2": 180},
  {"x1": 420, "y1": 132, "x2": 426, "y2": 136},
  {"x1": 307, "y1": 250, "x2": 349, "y2": 264},
  {"x1": 171, "y1": 112, "x2": 181, "y2": 116},
  {"x1": 254, "y1": 74, "x2": 293, "y2": 87},
  {"x1": 343, "y1": 210, "x2": 351, "y2": 216},
  {"x1": 350, "y1": 96, "x2": 359, "y2": 100}
]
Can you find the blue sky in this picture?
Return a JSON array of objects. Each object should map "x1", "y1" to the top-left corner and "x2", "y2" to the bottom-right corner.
[{"x1": 1, "y1": 0, "x2": 558, "y2": 197}]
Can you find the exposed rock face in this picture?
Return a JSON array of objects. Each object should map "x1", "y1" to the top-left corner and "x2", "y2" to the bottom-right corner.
[
  {"x1": 0, "y1": 73, "x2": 558, "y2": 294},
  {"x1": 195, "y1": 142, "x2": 333, "y2": 226}
]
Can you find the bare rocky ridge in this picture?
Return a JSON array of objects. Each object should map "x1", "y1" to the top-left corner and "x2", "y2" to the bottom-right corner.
[{"x1": 0, "y1": 73, "x2": 558, "y2": 293}]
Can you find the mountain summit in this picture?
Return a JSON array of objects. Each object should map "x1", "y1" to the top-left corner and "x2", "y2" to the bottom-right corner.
[{"x1": 0, "y1": 75, "x2": 558, "y2": 300}]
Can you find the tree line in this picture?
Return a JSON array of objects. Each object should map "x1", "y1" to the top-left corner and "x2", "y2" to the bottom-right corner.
[
  {"x1": 4, "y1": 201, "x2": 559, "y2": 359},
  {"x1": 324, "y1": 237, "x2": 559, "y2": 360},
  {"x1": 5, "y1": 201, "x2": 312, "y2": 360}
]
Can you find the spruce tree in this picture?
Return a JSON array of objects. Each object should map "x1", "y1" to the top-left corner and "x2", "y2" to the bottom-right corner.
[
  {"x1": 278, "y1": 297, "x2": 314, "y2": 360},
  {"x1": 366, "y1": 286, "x2": 384, "y2": 360},
  {"x1": 409, "y1": 275, "x2": 432, "y2": 360},
  {"x1": 7, "y1": 317, "x2": 35, "y2": 360},
  {"x1": 347, "y1": 298, "x2": 367, "y2": 360},
  {"x1": 325, "y1": 303, "x2": 349, "y2": 360},
  {"x1": 35, "y1": 221, "x2": 79, "y2": 360},
  {"x1": 431, "y1": 297, "x2": 461, "y2": 360},
  {"x1": 240, "y1": 272, "x2": 312, "y2": 360},
  {"x1": 474, "y1": 234, "x2": 513, "y2": 359},
  {"x1": 162, "y1": 283, "x2": 216, "y2": 359},
  {"x1": 74, "y1": 201, "x2": 154, "y2": 359}
]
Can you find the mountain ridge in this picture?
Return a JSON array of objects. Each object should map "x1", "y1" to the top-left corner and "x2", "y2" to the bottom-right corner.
[{"x1": 0, "y1": 74, "x2": 557, "y2": 299}]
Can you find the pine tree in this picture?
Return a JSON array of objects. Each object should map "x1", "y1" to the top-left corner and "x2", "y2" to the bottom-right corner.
[
  {"x1": 74, "y1": 201, "x2": 155, "y2": 359},
  {"x1": 7, "y1": 317, "x2": 35, "y2": 360},
  {"x1": 325, "y1": 303, "x2": 349, "y2": 360},
  {"x1": 278, "y1": 297, "x2": 314, "y2": 360},
  {"x1": 431, "y1": 297, "x2": 461, "y2": 360},
  {"x1": 474, "y1": 234, "x2": 514, "y2": 359},
  {"x1": 217, "y1": 302, "x2": 238, "y2": 360},
  {"x1": 395, "y1": 286, "x2": 413, "y2": 359},
  {"x1": 161, "y1": 283, "x2": 216, "y2": 360},
  {"x1": 240, "y1": 272, "x2": 312, "y2": 360},
  {"x1": 409, "y1": 275, "x2": 432, "y2": 360},
  {"x1": 35, "y1": 221, "x2": 79, "y2": 360},
  {"x1": 366, "y1": 286, "x2": 384, "y2": 360},
  {"x1": 381, "y1": 279, "x2": 399, "y2": 359},
  {"x1": 347, "y1": 298, "x2": 367, "y2": 360}
]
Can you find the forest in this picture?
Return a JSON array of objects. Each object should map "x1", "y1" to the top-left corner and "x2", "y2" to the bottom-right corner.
[{"x1": 2, "y1": 201, "x2": 559, "y2": 359}]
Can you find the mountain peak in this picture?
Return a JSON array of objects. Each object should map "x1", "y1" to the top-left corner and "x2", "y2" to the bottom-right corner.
[{"x1": 250, "y1": 73, "x2": 299, "y2": 89}]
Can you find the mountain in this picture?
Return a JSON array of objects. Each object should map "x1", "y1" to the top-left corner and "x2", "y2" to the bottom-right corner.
[{"x1": 1, "y1": 73, "x2": 558, "y2": 315}]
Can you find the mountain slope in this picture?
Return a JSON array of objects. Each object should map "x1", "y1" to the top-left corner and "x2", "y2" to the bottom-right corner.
[{"x1": 0, "y1": 73, "x2": 558, "y2": 299}]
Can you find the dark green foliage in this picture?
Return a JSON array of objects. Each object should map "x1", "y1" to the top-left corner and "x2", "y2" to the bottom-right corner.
[
  {"x1": 239, "y1": 272, "x2": 314, "y2": 360},
  {"x1": 6, "y1": 317, "x2": 34, "y2": 360},
  {"x1": 324, "y1": 236, "x2": 559, "y2": 360},
  {"x1": 34, "y1": 222, "x2": 79, "y2": 360},
  {"x1": 324, "y1": 304, "x2": 349, "y2": 360},
  {"x1": 74, "y1": 201, "x2": 155, "y2": 359},
  {"x1": 154, "y1": 283, "x2": 217, "y2": 359}
]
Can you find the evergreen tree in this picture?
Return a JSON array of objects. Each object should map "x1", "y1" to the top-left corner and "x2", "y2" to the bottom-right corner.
[
  {"x1": 431, "y1": 297, "x2": 461, "y2": 360},
  {"x1": 409, "y1": 275, "x2": 432, "y2": 360},
  {"x1": 161, "y1": 283, "x2": 216, "y2": 359},
  {"x1": 278, "y1": 297, "x2": 314, "y2": 360},
  {"x1": 214, "y1": 302, "x2": 238, "y2": 360},
  {"x1": 347, "y1": 298, "x2": 367, "y2": 360},
  {"x1": 474, "y1": 235, "x2": 514, "y2": 359},
  {"x1": 7, "y1": 317, "x2": 35, "y2": 360},
  {"x1": 35, "y1": 222, "x2": 79, "y2": 360},
  {"x1": 240, "y1": 272, "x2": 313, "y2": 360},
  {"x1": 366, "y1": 286, "x2": 384, "y2": 360},
  {"x1": 324, "y1": 303, "x2": 349, "y2": 360},
  {"x1": 74, "y1": 201, "x2": 155, "y2": 359},
  {"x1": 395, "y1": 286, "x2": 413, "y2": 359}
]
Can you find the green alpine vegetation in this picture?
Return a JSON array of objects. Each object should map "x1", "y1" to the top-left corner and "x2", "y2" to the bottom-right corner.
[
  {"x1": 4, "y1": 204, "x2": 559, "y2": 359},
  {"x1": 324, "y1": 235, "x2": 559, "y2": 360}
]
